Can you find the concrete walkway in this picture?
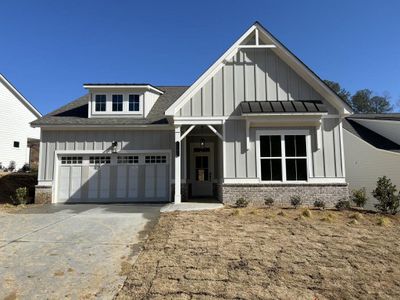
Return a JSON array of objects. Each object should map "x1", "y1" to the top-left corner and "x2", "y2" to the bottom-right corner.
[
  {"x1": 0, "y1": 204, "x2": 161, "y2": 299},
  {"x1": 160, "y1": 202, "x2": 224, "y2": 212}
]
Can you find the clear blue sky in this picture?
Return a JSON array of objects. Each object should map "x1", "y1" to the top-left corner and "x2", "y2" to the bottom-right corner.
[{"x1": 1, "y1": 0, "x2": 399, "y2": 114}]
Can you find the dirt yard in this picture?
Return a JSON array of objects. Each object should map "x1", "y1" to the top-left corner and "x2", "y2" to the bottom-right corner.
[{"x1": 116, "y1": 207, "x2": 400, "y2": 300}]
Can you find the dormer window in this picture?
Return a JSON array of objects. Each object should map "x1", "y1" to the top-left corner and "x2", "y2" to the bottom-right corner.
[
  {"x1": 112, "y1": 95, "x2": 123, "y2": 112},
  {"x1": 129, "y1": 95, "x2": 140, "y2": 112},
  {"x1": 95, "y1": 95, "x2": 106, "y2": 111}
]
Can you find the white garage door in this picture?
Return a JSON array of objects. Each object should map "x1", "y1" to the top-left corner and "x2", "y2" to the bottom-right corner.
[{"x1": 56, "y1": 153, "x2": 170, "y2": 203}]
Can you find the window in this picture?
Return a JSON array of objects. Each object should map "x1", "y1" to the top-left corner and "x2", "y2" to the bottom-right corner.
[
  {"x1": 95, "y1": 95, "x2": 106, "y2": 111},
  {"x1": 61, "y1": 156, "x2": 83, "y2": 165},
  {"x1": 129, "y1": 95, "x2": 140, "y2": 112},
  {"x1": 112, "y1": 95, "x2": 123, "y2": 111},
  {"x1": 145, "y1": 155, "x2": 167, "y2": 164},
  {"x1": 259, "y1": 133, "x2": 308, "y2": 182},
  {"x1": 13, "y1": 141, "x2": 20, "y2": 148},
  {"x1": 117, "y1": 156, "x2": 139, "y2": 164},
  {"x1": 259, "y1": 136, "x2": 282, "y2": 181},
  {"x1": 285, "y1": 135, "x2": 307, "y2": 181},
  {"x1": 89, "y1": 156, "x2": 111, "y2": 164}
]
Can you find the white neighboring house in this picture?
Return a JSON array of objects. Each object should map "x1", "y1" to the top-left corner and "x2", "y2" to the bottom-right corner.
[
  {"x1": 343, "y1": 114, "x2": 400, "y2": 209},
  {"x1": 0, "y1": 74, "x2": 41, "y2": 170}
]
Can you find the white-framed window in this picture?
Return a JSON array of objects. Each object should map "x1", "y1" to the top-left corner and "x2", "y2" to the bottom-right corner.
[
  {"x1": 129, "y1": 95, "x2": 140, "y2": 112},
  {"x1": 89, "y1": 156, "x2": 111, "y2": 165},
  {"x1": 145, "y1": 155, "x2": 167, "y2": 164},
  {"x1": 95, "y1": 95, "x2": 106, "y2": 111},
  {"x1": 112, "y1": 95, "x2": 123, "y2": 112},
  {"x1": 117, "y1": 155, "x2": 139, "y2": 164},
  {"x1": 256, "y1": 130, "x2": 310, "y2": 182},
  {"x1": 61, "y1": 156, "x2": 83, "y2": 165}
]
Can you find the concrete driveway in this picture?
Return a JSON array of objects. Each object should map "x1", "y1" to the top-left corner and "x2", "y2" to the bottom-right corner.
[{"x1": 0, "y1": 204, "x2": 161, "y2": 299}]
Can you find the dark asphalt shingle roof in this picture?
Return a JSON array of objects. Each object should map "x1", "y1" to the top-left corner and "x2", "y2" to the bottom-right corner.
[
  {"x1": 31, "y1": 86, "x2": 189, "y2": 126},
  {"x1": 343, "y1": 118, "x2": 400, "y2": 153},
  {"x1": 240, "y1": 100, "x2": 328, "y2": 115},
  {"x1": 347, "y1": 113, "x2": 400, "y2": 121}
]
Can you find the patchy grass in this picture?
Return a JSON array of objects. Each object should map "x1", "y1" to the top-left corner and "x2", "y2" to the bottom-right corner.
[{"x1": 116, "y1": 208, "x2": 400, "y2": 299}]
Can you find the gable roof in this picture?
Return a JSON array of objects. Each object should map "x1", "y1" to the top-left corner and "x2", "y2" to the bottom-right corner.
[
  {"x1": 343, "y1": 118, "x2": 400, "y2": 153},
  {"x1": 165, "y1": 21, "x2": 353, "y2": 116},
  {"x1": 31, "y1": 86, "x2": 188, "y2": 127},
  {"x1": 0, "y1": 74, "x2": 42, "y2": 118}
]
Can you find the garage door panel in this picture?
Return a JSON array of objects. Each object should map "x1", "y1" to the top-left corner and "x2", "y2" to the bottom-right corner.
[
  {"x1": 117, "y1": 166, "x2": 127, "y2": 199},
  {"x1": 70, "y1": 167, "x2": 82, "y2": 199},
  {"x1": 58, "y1": 167, "x2": 70, "y2": 200},
  {"x1": 99, "y1": 166, "x2": 110, "y2": 199},
  {"x1": 145, "y1": 165, "x2": 156, "y2": 198},
  {"x1": 88, "y1": 166, "x2": 98, "y2": 199},
  {"x1": 128, "y1": 165, "x2": 139, "y2": 198},
  {"x1": 156, "y1": 165, "x2": 167, "y2": 198}
]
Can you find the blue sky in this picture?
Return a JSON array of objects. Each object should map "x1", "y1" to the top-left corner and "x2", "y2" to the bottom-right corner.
[{"x1": 1, "y1": 0, "x2": 399, "y2": 114}]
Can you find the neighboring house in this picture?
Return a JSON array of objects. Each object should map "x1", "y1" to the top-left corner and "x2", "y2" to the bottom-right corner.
[
  {"x1": 31, "y1": 22, "x2": 353, "y2": 205},
  {"x1": 343, "y1": 114, "x2": 400, "y2": 209},
  {"x1": 0, "y1": 74, "x2": 41, "y2": 170}
]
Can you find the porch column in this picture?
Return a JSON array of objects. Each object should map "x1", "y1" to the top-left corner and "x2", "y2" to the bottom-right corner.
[{"x1": 174, "y1": 125, "x2": 181, "y2": 204}]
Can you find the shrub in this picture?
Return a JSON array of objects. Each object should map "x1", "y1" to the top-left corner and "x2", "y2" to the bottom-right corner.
[
  {"x1": 313, "y1": 200, "x2": 325, "y2": 209},
  {"x1": 335, "y1": 199, "x2": 351, "y2": 211},
  {"x1": 377, "y1": 216, "x2": 391, "y2": 227},
  {"x1": 290, "y1": 195, "x2": 302, "y2": 208},
  {"x1": 19, "y1": 164, "x2": 31, "y2": 173},
  {"x1": 373, "y1": 176, "x2": 400, "y2": 215},
  {"x1": 302, "y1": 209, "x2": 312, "y2": 218},
  {"x1": 10, "y1": 187, "x2": 28, "y2": 205},
  {"x1": 351, "y1": 188, "x2": 367, "y2": 208},
  {"x1": 235, "y1": 198, "x2": 249, "y2": 208},
  {"x1": 264, "y1": 197, "x2": 274, "y2": 207},
  {"x1": 8, "y1": 161, "x2": 16, "y2": 172}
]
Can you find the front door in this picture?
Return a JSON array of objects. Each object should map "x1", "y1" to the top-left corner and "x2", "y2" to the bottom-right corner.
[{"x1": 190, "y1": 143, "x2": 214, "y2": 197}]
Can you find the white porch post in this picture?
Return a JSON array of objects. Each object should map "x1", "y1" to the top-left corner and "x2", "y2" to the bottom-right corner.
[{"x1": 174, "y1": 125, "x2": 181, "y2": 203}]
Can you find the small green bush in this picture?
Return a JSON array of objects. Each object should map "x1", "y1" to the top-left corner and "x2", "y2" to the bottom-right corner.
[
  {"x1": 351, "y1": 188, "x2": 367, "y2": 208},
  {"x1": 373, "y1": 176, "x2": 400, "y2": 215},
  {"x1": 264, "y1": 197, "x2": 274, "y2": 207},
  {"x1": 313, "y1": 200, "x2": 325, "y2": 209},
  {"x1": 235, "y1": 198, "x2": 249, "y2": 208},
  {"x1": 290, "y1": 195, "x2": 302, "y2": 208},
  {"x1": 11, "y1": 187, "x2": 28, "y2": 205},
  {"x1": 335, "y1": 199, "x2": 351, "y2": 211}
]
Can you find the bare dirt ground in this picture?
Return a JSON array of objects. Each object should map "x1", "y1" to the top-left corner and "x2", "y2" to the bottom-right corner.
[{"x1": 116, "y1": 207, "x2": 400, "y2": 300}]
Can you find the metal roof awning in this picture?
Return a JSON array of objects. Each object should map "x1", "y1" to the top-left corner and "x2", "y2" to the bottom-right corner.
[{"x1": 240, "y1": 100, "x2": 328, "y2": 115}]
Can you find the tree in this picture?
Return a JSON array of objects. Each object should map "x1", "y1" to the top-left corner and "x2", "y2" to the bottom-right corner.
[
  {"x1": 351, "y1": 89, "x2": 373, "y2": 113},
  {"x1": 323, "y1": 80, "x2": 351, "y2": 103},
  {"x1": 351, "y1": 89, "x2": 392, "y2": 113},
  {"x1": 373, "y1": 176, "x2": 400, "y2": 215}
]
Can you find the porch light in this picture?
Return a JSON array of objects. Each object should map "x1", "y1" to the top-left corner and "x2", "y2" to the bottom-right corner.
[
  {"x1": 111, "y1": 141, "x2": 118, "y2": 153},
  {"x1": 200, "y1": 138, "x2": 206, "y2": 148}
]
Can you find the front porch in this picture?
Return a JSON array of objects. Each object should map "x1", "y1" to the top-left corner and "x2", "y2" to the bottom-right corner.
[{"x1": 174, "y1": 124, "x2": 223, "y2": 203}]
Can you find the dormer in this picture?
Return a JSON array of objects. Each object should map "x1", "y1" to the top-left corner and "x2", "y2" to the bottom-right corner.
[{"x1": 84, "y1": 84, "x2": 164, "y2": 118}]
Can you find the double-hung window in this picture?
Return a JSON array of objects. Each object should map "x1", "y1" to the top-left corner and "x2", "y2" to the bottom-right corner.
[
  {"x1": 129, "y1": 95, "x2": 140, "y2": 112},
  {"x1": 95, "y1": 95, "x2": 106, "y2": 112},
  {"x1": 258, "y1": 132, "x2": 308, "y2": 182},
  {"x1": 112, "y1": 95, "x2": 123, "y2": 111}
]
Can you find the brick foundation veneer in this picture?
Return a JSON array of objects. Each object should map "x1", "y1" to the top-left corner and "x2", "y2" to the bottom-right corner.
[
  {"x1": 34, "y1": 186, "x2": 52, "y2": 204},
  {"x1": 218, "y1": 183, "x2": 349, "y2": 207}
]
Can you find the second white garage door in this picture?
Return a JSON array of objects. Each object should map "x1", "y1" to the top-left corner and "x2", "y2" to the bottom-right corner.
[{"x1": 56, "y1": 153, "x2": 170, "y2": 203}]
